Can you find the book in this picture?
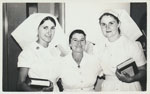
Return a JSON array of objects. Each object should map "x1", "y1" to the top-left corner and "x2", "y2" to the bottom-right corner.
[
  {"x1": 29, "y1": 78, "x2": 50, "y2": 87},
  {"x1": 117, "y1": 58, "x2": 139, "y2": 77},
  {"x1": 29, "y1": 78, "x2": 53, "y2": 91}
]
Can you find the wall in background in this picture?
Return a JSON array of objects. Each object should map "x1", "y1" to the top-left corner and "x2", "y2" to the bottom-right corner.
[
  {"x1": 65, "y1": 1, "x2": 130, "y2": 45},
  {"x1": 3, "y1": 3, "x2": 64, "y2": 91}
]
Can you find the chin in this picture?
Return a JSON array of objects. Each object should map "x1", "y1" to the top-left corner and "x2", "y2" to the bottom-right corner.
[
  {"x1": 76, "y1": 50, "x2": 84, "y2": 53},
  {"x1": 45, "y1": 38, "x2": 52, "y2": 43},
  {"x1": 105, "y1": 35, "x2": 112, "y2": 38}
]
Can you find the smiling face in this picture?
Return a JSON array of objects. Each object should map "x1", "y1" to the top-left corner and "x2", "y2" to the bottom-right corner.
[
  {"x1": 38, "y1": 20, "x2": 55, "y2": 45},
  {"x1": 70, "y1": 33, "x2": 86, "y2": 53},
  {"x1": 100, "y1": 14, "x2": 120, "y2": 41}
]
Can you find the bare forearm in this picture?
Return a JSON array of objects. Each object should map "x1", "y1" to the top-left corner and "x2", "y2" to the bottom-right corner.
[
  {"x1": 18, "y1": 82, "x2": 39, "y2": 91},
  {"x1": 131, "y1": 70, "x2": 146, "y2": 82}
]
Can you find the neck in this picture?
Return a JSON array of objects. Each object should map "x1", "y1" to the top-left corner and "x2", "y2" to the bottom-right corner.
[
  {"x1": 108, "y1": 33, "x2": 121, "y2": 42},
  {"x1": 37, "y1": 39, "x2": 49, "y2": 48},
  {"x1": 72, "y1": 52, "x2": 83, "y2": 64}
]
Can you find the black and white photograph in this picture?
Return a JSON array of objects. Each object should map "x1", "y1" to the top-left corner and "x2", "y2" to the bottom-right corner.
[{"x1": 1, "y1": 0, "x2": 149, "y2": 93}]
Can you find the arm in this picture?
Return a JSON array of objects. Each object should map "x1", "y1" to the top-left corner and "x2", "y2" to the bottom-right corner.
[
  {"x1": 18, "y1": 67, "x2": 54, "y2": 91},
  {"x1": 131, "y1": 64, "x2": 146, "y2": 82},
  {"x1": 17, "y1": 67, "x2": 34, "y2": 91},
  {"x1": 115, "y1": 41, "x2": 146, "y2": 83},
  {"x1": 94, "y1": 76, "x2": 105, "y2": 91},
  {"x1": 115, "y1": 64, "x2": 146, "y2": 83},
  {"x1": 56, "y1": 44, "x2": 69, "y2": 57}
]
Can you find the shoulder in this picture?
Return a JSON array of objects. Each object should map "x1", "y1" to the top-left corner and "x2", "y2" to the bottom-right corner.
[
  {"x1": 120, "y1": 35, "x2": 138, "y2": 48},
  {"x1": 19, "y1": 42, "x2": 37, "y2": 57},
  {"x1": 122, "y1": 35, "x2": 144, "y2": 57},
  {"x1": 84, "y1": 52, "x2": 100, "y2": 62},
  {"x1": 121, "y1": 35, "x2": 133, "y2": 44},
  {"x1": 60, "y1": 54, "x2": 71, "y2": 65}
]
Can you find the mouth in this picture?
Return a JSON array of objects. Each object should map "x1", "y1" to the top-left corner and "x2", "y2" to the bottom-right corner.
[
  {"x1": 45, "y1": 35, "x2": 51, "y2": 38},
  {"x1": 76, "y1": 46, "x2": 83, "y2": 49},
  {"x1": 106, "y1": 31, "x2": 111, "y2": 33}
]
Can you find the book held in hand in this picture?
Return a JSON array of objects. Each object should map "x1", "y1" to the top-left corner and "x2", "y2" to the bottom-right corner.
[
  {"x1": 30, "y1": 78, "x2": 50, "y2": 87},
  {"x1": 29, "y1": 78, "x2": 53, "y2": 91},
  {"x1": 117, "y1": 58, "x2": 139, "y2": 77}
]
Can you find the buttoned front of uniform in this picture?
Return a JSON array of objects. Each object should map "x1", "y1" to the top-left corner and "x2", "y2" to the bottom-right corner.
[
  {"x1": 100, "y1": 35, "x2": 146, "y2": 91},
  {"x1": 18, "y1": 42, "x2": 61, "y2": 91},
  {"x1": 59, "y1": 52, "x2": 102, "y2": 91}
]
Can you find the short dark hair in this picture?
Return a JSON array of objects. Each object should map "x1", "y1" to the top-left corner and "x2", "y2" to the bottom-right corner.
[
  {"x1": 38, "y1": 16, "x2": 56, "y2": 28},
  {"x1": 69, "y1": 29, "x2": 86, "y2": 44}
]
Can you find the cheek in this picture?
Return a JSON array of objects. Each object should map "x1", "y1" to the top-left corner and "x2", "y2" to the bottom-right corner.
[
  {"x1": 101, "y1": 26, "x2": 107, "y2": 33},
  {"x1": 51, "y1": 31, "x2": 55, "y2": 38},
  {"x1": 111, "y1": 24, "x2": 119, "y2": 30},
  {"x1": 81, "y1": 41, "x2": 86, "y2": 45},
  {"x1": 81, "y1": 42, "x2": 86, "y2": 48},
  {"x1": 38, "y1": 30, "x2": 43, "y2": 37},
  {"x1": 101, "y1": 29, "x2": 107, "y2": 36},
  {"x1": 38, "y1": 29, "x2": 45, "y2": 36},
  {"x1": 69, "y1": 42, "x2": 75, "y2": 48},
  {"x1": 101, "y1": 26, "x2": 106, "y2": 30}
]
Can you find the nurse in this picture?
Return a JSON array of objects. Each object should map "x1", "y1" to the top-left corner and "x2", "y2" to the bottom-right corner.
[
  {"x1": 11, "y1": 13, "x2": 68, "y2": 91},
  {"x1": 97, "y1": 9, "x2": 146, "y2": 91},
  {"x1": 59, "y1": 29, "x2": 103, "y2": 91}
]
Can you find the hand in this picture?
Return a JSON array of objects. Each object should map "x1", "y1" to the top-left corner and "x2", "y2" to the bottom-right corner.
[
  {"x1": 41, "y1": 81, "x2": 53, "y2": 92},
  {"x1": 84, "y1": 41, "x2": 95, "y2": 54},
  {"x1": 115, "y1": 70, "x2": 133, "y2": 83},
  {"x1": 56, "y1": 45, "x2": 68, "y2": 57}
]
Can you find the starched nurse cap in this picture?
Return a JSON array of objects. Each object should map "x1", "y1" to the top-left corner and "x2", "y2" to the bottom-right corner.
[
  {"x1": 11, "y1": 13, "x2": 67, "y2": 50},
  {"x1": 99, "y1": 9, "x2": 143, "y2": 41}
]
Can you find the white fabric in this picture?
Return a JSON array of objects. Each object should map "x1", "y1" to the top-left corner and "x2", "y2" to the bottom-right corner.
[
  {"x1": 18, "y1": 42, "x2": 62, "y2": 91},
  {"x1": 11, "y1": 13, "x2": 68, "y2": 50},
  {"x1": 99, "y1": 35, "x2": 146, "y2": 91},
  {"x1": 99, "y1": 9, "x2": 143, "y2": 41},
  {"x1": 59, "y1": 52, "x2": 103, "y2": 91}
]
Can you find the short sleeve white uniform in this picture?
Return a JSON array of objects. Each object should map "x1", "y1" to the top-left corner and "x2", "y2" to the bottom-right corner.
[
  {"x1": 59, "y1": 52, "x2": 103, "y2": 91},
  {"x1": 18, "y1": 42, "x2": 61, "y2": 91},
  {"x1": 100, "y1": 35, "x2": 146, "y2": 91}
]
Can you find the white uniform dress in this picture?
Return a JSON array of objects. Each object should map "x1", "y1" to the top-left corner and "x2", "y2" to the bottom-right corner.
[
  {"x1": 18, "y1": 42, "x2": 61, "y2": 91},
  {"x1": 100, "y1": 35, "x2": 146, "y2": 91},
  {"x1": 59, "y1": 52, "x2": 103, "y2": 92}
]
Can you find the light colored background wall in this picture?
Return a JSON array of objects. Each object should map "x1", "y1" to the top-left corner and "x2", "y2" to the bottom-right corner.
[{"x1": 65, "y1": 2, "x2": 130, "y2": 45}]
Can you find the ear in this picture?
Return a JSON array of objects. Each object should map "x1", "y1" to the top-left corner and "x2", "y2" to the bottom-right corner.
[
  {"x1": 69, "y1": 44, "x2": 72, "y2": 49},
  {"x1": 37, "y1": 34, "x2": 39, "y2": 38}
]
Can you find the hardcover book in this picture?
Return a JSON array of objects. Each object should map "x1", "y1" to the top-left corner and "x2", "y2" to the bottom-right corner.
[
  {"x1": 117, "y1": 58, "x2": 139, "y2": 77},
  {"x1": 29, "y1": 78, "x2": 51, "y2": 89}
]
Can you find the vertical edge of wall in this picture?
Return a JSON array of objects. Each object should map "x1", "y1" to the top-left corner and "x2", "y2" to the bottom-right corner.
[
  {"x1": 3, "y1": 3, "x2": 8, "y2": 91},
  {"x1": 130, "y1": 3, "x2": 147, "y2": 91},
  {"x1": 5, "y1": 3, "x2": 26, "y2": 91}
]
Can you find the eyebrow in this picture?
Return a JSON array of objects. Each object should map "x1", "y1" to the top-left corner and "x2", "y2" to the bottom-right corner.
[
  {"x1": 109, "y1": 21, "x2": 116, "y2": 23},
  {"x1": 42, "y1": 25, "x2": 55, "y2": 28},
  {"x1": 72, "y1": 37, "x2": 85, "y2": 40},
  {"x1": 101, "y1": 20, "x2": 116, "y2": 24}
]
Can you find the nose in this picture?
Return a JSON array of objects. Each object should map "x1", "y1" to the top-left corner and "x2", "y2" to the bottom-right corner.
[
  {"x1": 47, "y1": 29, "x2": 52, "y2": 35},
  {"x1": 77, "y1": 41, "x2": 82, "y2": 46},
  {"x1": 106, "y1": 25, "x2": 110, "y2": 30}
]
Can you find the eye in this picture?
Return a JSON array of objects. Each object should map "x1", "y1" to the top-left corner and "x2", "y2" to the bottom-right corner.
[
  {"x1": 71, "y1": 38, "x2": 78, "y2": 42},
  {"x1": 73, "y1": 39, "x2": 77, "y2": 41},
  {"x1": 43, "y1": 26, "x2": 48, "y2": 29},
  {"x1": 81, "y1": 39, "x2": 85, "y2": 42},
  {"x1": 51, "y1": 26, "x2": 55, "y2": 30},
  {"x1": 101, "y1": 23, "x2": 106, "y2": 26},
  {"x1": 109, "y1": 22, "x2": 114, "y2": 25}
]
